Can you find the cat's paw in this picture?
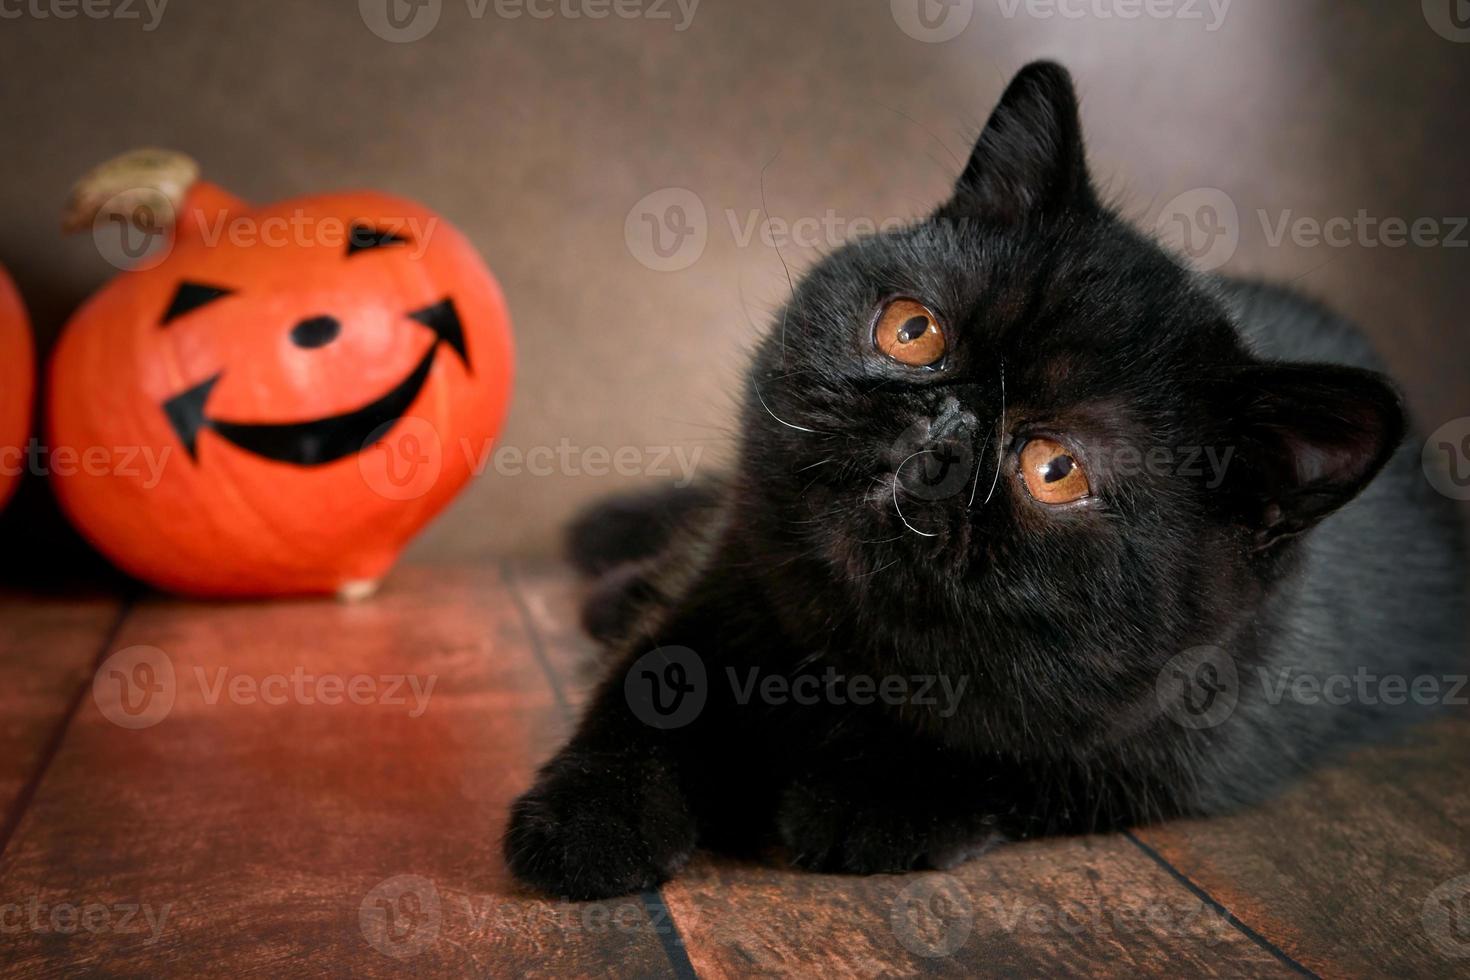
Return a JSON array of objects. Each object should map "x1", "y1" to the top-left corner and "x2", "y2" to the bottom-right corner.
[
  {"x1": 503, "y1": 754, "x2": 695, "y2": 900},
  {"x1": 777, "y1": 780, "x2": 1000, "y2": 875}
]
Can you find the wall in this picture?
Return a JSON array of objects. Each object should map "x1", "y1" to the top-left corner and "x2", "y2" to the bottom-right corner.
[{"x1": 2, "y1": 0, "x2": 1466, "y2": 577}]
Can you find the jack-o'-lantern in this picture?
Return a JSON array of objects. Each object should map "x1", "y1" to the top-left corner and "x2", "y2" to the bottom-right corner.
[
  {"x1": 0, "y1": 264, "x2": 33, "y2": 513},
  {"x1": 49, "y1": 149, "x2": 513, "y2": 598}
]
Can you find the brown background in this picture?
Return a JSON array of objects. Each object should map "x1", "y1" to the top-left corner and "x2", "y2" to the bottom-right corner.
[{"x1": 2, "y1": 0, "x2": 1467, "y2": 575}]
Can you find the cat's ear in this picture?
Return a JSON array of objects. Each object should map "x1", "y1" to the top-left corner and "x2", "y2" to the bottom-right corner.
[
  {"x1": 948, "y1": 61, "x2": 1096, "y2": 220},
  {"x1": 1211, "y1": 363, "x2": 1406, "y2": 548}
]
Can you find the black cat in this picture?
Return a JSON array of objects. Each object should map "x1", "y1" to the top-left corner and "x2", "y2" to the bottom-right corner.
[{"x1": 504, "y1": 62, "x2": 1466, "y2": 900}]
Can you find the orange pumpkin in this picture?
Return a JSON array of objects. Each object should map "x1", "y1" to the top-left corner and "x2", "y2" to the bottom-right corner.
[
  {"x1": 0, "y1": 264, "x2": 34, "y2": 513},
  {"x1": 49, "y1": 150, "x2": 513, "y2": 598}
]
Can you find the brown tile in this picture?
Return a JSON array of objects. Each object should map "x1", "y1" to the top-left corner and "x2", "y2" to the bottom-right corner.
[
  {"x1": 662, "y1": 838, "x2": 1299, "y2": 978},
  {"x1": 14, "y1": 563, "x2": 1457, "y2": 975},
  {"x1": 1135, "y1": 710, "x2": 1470, "y2": 978},
  {"x1": 0, "y1": 594, "x2": 122, "y2": 829},
  {"x1": 0, "y1": 565, "x2": 678, "y2": 978}
]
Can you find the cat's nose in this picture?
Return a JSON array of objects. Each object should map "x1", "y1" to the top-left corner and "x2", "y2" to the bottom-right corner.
[
  {"x1": 885, "y1": 396, "x2": 980, "y2": 469},
  {"x1": 928, "y1": 395, "x2": 977, "y2": 443},
  {"x1": 887, "y1": 397, "x2": 983, "y2": 500}
]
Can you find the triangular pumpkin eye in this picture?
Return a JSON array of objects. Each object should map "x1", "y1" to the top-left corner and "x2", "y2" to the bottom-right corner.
[
  {"x1": 162, "y1": 282, "x2": 233, "y2": 325},
  {"x1": 347, "y1": 224, "x2": 411, "y2": 255}
]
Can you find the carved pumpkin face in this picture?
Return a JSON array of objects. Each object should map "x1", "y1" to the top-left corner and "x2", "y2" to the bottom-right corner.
[
  {"x1": 49, "y1": 152, "x2": 513, "y2": 597},
  {"x1": 0, "y1": 265, "x2": 33, "y2": 513}
]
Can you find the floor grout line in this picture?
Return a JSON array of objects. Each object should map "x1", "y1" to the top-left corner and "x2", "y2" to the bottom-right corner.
[
  {"x1": 500, "y1": 559, "x2": 571, "y2": 718},
  {"x1": 0, "y1": 594, "x2": 137, "y2": 864},
  {"x1": 1123, "y1": 830, "x2": 1321, "y2": 979},
  {"x1": 499, "y1": 559, "x2": 700, "y2": 980},
  {"x1": 639, "y1": 888, "x2": 699, "y2": 980}
]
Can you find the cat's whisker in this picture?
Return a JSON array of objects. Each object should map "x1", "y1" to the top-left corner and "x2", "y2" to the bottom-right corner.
[
  {"x1": 793, "y1": 647, "x2": 830, "y2": 672},
  {"x1": 798, "y1": 469, "x2": 830, "y2": 498},
  {"x1": 983, "y1": 360, "x2": 1007, "y2": 506},
  {"x1": 893, "y1": 451, "x2": 940, "y2": 538},
  {"x1": 968, "y1": 431, "x2": 992, "y2": 508},
  {"x1": 754, "y1": 379, "x2": 825, "y2": 434},
  {"x1": 795, "y1": 457, "x2": 834, "y2": 473},
  {"x1": 855, "y1": 556, "x2": 903, "y2": 580},
  {"x1": 764, "y1": 367, "x2": 817, "y2": 383},
  {"x1": 760, "y1": 149, "x2": 797, "y2": 369},
  {"x1": 856, "y1": 533, "x2": 905, "y2": 545}
]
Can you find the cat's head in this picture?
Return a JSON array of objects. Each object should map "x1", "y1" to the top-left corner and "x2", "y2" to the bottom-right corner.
[{"x1": 738, "y1": 62, "x2": 1404, "y2": 735}]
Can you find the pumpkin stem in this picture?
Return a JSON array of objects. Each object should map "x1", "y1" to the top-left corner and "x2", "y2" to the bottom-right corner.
[{"x1": 62, "y1": 148, "x2": 203, "y2": 235}]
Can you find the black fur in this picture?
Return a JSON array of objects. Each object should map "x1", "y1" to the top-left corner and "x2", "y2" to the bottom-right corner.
[
  {"x1": 504, "y1": 62, "x2": 1466, "y2": 900},
  {"x1": 565, "y1": 483, "x2": 719, "y2": 576}
]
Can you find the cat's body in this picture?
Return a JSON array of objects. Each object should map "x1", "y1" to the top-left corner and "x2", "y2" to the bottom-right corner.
[{"x1": 505, "y1": 63, "x2": 1465, "y2": 900}]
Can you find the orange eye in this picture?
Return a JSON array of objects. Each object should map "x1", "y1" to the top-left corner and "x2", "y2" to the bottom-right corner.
[
  {"x1": 1020, "y1": 438, "x2": 1091, "y2": 504},
  {"x1": 874, "y1": 299, "x2": 946, "y2": 367}
]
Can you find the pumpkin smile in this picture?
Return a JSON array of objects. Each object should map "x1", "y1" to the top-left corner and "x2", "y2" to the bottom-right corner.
[{"x1": 162, "y1": 297, "x2": 470, "y2": 467}]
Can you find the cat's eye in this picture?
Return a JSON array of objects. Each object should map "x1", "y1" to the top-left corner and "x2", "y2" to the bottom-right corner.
[
  {"x1": 1020, "y1": 438, "x2": 1091, "y2": 505},
  {"x1": 873, "y1": 298, "x2": 946, "y2": 367}
]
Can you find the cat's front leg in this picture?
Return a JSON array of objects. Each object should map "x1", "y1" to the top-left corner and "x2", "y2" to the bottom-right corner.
[
  {"x1": 776, "y1": 742, "x2": 1008, "y2": 875},
  {"x1": 504, "y1": 663, "x2": 697, "y2": 900}
]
